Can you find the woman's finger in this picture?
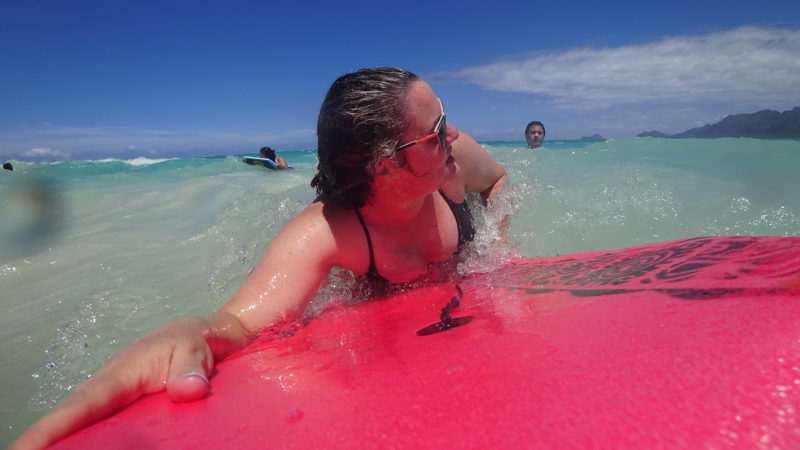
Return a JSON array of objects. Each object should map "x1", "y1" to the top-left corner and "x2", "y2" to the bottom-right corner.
[{"x1": 165, "y1": 339, "x2": 214, "y2": 402}]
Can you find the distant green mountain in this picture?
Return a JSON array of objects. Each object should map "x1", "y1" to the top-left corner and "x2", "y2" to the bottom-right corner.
[
  {"x1": 637, "y1": 106, "x2": 800, "y2": 138},
  {"x1": 637, "y1": 130, "x2": 671, "y2": 138}
]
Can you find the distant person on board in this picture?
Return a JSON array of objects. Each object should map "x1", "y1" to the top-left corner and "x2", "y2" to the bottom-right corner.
[
  {"x1": 12, "y1": 67, "x2": 507, "y2": 450},
  {"x1": 3, "y1": 161, "x2": 13, "y2": 171},
  {"x1": 260, "y1": 146, "x2": 290, "y2": 170},
  {"x1": 525, "y1": 121, "x2": 545, "y2": 149}
]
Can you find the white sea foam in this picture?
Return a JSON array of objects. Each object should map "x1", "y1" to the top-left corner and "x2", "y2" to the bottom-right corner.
[{"x1": 90, "y1": 156, "x2": 175, "y2": 166}]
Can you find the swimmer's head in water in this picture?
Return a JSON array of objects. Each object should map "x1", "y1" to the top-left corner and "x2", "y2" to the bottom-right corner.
[
  {"x1": 525, "y1": 121, "x2": 546, "y2": 149},
  {"x1": 259, "y1": 147, "x2": 277, "y2": 160},
  {"x1": 312, "y1": 67, "x2": 419, "y2": 209}
]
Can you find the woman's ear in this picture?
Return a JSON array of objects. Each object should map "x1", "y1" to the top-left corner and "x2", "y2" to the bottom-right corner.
[
  {"x1": 373, "y1": 154, "x2": 401, "y2": 176},
  {"x1": 371, "y1": 154, "x2": 410, "y2": 195}
]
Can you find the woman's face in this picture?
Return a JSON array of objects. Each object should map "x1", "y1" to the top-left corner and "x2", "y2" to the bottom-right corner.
[{"x1": 396, "y1": 81, "x2": 460, "y2": 188}]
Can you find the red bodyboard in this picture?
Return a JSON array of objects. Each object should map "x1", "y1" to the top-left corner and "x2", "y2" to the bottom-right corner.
[{"x1": 52, "y1": 236, "x2": 800, "y2": 448}]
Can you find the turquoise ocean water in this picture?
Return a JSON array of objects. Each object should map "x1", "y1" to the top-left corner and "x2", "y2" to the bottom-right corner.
[{"x1": 1, "y1": 137, "x2": 799, "y2": 444}]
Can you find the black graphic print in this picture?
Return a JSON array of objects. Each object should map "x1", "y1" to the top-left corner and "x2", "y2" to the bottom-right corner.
[{"x1": 478, "y1": 237, "x2": 800, "y2": 300}]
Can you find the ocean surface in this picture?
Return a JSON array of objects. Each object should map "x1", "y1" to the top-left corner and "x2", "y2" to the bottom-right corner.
[{"x1": 1, "y1": 137, "x2": 799, "y2": 444}]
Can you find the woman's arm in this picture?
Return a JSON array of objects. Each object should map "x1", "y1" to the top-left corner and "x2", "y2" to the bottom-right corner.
[
  {"x1": 448, "y1": 131, "x2": 512, "y2": 242},
  {"x1": 450, "y1": 131, "x2": 507, "y2": 205},
  {"x1": 11, "y1": 202, "x2": 347, "y2": 450},
  {"x1": 219, "y1": 202, "x2": 346, "y2": 331}
]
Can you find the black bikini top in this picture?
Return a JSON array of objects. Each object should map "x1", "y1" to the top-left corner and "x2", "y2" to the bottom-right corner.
[{"x1": 354, "y1": 189, "x2": 475, "y2": 284}]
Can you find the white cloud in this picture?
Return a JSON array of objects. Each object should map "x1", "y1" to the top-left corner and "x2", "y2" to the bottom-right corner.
[
  {"x1": 24, "y1": 147, "x2": 69, "y2": 159},
  {"x1": 431, "y1": 26, "x2": 800, "y2": 111}
]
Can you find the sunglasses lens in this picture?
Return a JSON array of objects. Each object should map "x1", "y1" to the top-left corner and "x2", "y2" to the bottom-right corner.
[{"x1": 437, "y1": 115, "x2": 447, "y2": 150}]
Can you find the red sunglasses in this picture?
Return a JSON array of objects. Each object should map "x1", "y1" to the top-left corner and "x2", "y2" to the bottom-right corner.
[{"x1": 395, "y1": 98, "x2": 446, "y2": 152}]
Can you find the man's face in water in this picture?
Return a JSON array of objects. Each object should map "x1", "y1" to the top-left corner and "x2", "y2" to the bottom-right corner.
[{"x1": 526, "y1": 125, "x2": 545, "y2": 148}]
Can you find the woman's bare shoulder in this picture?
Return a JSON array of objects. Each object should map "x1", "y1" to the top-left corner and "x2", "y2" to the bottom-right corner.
[{"x1": 284, "y1": 201, "x2": 370, "y2": 272}]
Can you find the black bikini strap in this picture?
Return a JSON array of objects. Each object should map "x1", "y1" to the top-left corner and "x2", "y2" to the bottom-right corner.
[{"x1": 354, "y1": 209, "x2": 380, "y2": 276}]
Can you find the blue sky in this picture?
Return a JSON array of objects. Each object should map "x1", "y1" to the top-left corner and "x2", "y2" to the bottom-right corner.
[{"x1": 1, "y1": 0, "x2": 799, "y2": 161}]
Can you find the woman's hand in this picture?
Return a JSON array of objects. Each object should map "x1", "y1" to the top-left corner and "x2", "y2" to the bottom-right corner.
[{"x1": 10, "y1": 312, "x2": 249, "y2": 450}]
